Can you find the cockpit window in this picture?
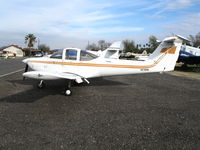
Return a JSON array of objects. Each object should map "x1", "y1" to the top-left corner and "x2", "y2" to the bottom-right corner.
[
  {"x1": 80, "y1": 50, "x2": 97, "y2": 61},
  {"x1": 50, "y1": 50, "x2": 63, "y2": 59},
  {"x1": 105, "y1": 50, "x2": 117, "y2": 58},
  {"x1": 65, "y1": 49, "x2": 77, "y2": 60}
]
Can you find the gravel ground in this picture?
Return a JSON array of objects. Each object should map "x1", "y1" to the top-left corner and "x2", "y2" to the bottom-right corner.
[{"x1": 0, "y1": 71, "x2": 200, "y2": 150}]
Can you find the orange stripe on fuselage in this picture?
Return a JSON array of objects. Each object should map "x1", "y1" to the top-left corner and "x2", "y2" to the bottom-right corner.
[
  {"x1": 167, "y1": 46, "x2": 176, "y2": 54},
  {"x1": 28, "y1": 46, "x2": 176, "y2": 69},
  {"x1": 28, "y1": 60, "x2": 155, "y2": 69},
  {"x1": 160, "y1": 46, "x2": 176, "y2": 54}
]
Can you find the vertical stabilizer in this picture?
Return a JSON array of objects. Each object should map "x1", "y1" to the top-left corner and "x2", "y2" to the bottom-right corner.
[{"x1": 148, "y1": 36, "x2": 183, "y2": 72}]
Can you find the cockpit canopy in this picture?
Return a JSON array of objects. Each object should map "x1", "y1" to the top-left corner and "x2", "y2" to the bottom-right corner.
[
  {"x1": 50, "y1": 50, "x2": 63, "y2": 59},
  {"x1": 50, "y1": 48, "x2": 98, "y2": 61}
]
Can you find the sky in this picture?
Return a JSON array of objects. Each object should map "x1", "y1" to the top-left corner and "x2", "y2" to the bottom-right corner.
[{"x1": 0, "y1": 0, "x2": 200, "y2": 49}]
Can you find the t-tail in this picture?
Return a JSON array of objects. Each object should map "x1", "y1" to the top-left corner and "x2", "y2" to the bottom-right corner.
[{"x1": 147, "y1": 35, "x2": 186, "y2": 72}]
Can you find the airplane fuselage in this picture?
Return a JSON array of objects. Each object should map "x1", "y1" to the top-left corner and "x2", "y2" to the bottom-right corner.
[
  {"x1": 24, "y1": 44, "x2": 180, "y2": 80},
  {"x1": 22, "y1": 36, "x2": 183, "y2": 95},
  {"x1": 26, "y1": 57, "x2": 155, "y2": 80}
]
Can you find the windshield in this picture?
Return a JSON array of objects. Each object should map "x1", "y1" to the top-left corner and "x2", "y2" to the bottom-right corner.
[
  {"x1": 80, "y1": 50, "x2": 98, "y2": 61},
  {"x1": 50, "y1": 50, "x2": 63, "y2": 59}
]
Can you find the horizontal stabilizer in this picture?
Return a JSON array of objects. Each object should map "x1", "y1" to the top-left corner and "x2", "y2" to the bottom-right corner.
[{"x1": 175, "y1": 35, "x2": 190, "y2": 43}]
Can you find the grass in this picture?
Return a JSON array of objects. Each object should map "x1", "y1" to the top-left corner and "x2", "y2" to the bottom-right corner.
[{"x1": 175, "y1": 64, "x2": 200, "y2": 73}]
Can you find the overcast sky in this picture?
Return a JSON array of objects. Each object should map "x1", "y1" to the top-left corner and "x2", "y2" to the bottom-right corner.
[{"x1": 0, "y1": 0, "x2": 200, "y2": 49}]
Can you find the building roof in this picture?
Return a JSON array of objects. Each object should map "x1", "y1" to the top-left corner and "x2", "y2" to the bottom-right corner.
[
  {"x1": 0, "y1": 45, "x2": 42, "y2": 52},
  {"x1": 0, "y1": 45, "x2": 23, "y2": 51},
  {"x1": 0, "y1": 46, "x2": 8, "y2": 51}
]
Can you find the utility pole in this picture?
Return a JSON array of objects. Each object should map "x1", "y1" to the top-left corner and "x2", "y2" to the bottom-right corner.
[
  {"x1": 37, "y1": 37, "x2": 40, "y2": 49},
  {"x1": 87, "y1": 41, "x2": 89, "y2": 49}
]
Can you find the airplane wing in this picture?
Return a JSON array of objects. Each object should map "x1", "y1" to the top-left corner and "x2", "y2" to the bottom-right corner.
[{"x1": 23, "y1": 71, "x2": 89, "y2": 84}]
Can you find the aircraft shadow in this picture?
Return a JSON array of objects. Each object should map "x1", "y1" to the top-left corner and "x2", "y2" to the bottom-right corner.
[
  {"x1": 0, "y1": 77, "x2": 127, "y2": 103},
  {"x1": 8, "y1": 77, "x2": 128, "y2": 87},
  {"x1": 79, "y1": 77, "x2": 128, "y2": 87},
  {"x1": 0, "y1": 86, "x2": 62, "y2": 103}
]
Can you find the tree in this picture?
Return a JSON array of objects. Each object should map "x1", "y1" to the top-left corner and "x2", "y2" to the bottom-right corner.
[
  {"x1": 38, "y1": 44, "x2": 50, "y2": 53},
  {"x1": 25, "y1": 34, "x2": 37, "y2": 48},
  {"x1": 98, "y1": 40, "x2": 105, "y2": 50},
  {"x1": 189, "y1": 32, "x2": 200, "y2": 47},
  {"x1": 86, "y1": 43, "x2": 99, "y2": 51},
  {"x1": 105, "y1": 42, "x2": 111, "y2": 49},
  {"x1": 148, "y1": 35, "x2": 159, "y2": 53},
  {"x1": 97, "y1": 40, "x2": 111, "y2": 50},
  {"x1": 123, "y1": 40, "x2": 138, "y2": 53},
  {"x1": 25, "y1": 34, "x2": 37, "y2": 56},
  {"x1": 86, "y1": 40, "x2": 111, "y2": 51}
]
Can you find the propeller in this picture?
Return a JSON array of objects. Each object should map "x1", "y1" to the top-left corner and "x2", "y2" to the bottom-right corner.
[
  {"x1": 25, "y1": 64, "x2": 29, "y2": 72},
  {"x1": 23, "y1": 64, "x2": 29, "y2": 80}
]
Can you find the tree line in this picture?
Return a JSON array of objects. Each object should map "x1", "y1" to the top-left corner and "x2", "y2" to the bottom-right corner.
[
  {"x1": 86, "y1": 40, "x2": 111, "y2": 51},
  {"x1": 86, "y1": 32, "x2": 200, "y2": 54},
  {"x1": 86, "y1": 36, "x2": 159, "y2": 54},
  {"x1": 123, "y1": 35, "x2": 158, "y2": 54},
  {"x1": 189, "y1": 32, "x2": 200, "y2": 47},
  {"x1": 24, "y1": 32, "x2": 200, "y2": 55}
]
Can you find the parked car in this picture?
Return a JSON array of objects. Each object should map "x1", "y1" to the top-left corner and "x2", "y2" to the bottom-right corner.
[{"x1": 34, "y1": 52, "x2": 43, "y2": 57}]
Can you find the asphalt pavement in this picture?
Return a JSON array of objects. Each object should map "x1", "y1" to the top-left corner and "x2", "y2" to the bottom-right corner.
[
  {"x1": 0, "y1": 58, "x2": 200, "y2": 149},
  {"x1": 0, "y1": 58, "x2": 25, "y2": 77}
]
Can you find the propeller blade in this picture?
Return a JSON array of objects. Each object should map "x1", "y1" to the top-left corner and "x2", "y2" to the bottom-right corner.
[
  {"x1": 23, "y1": 64, "x2": 29, "y2": 80},
  {"x1": 25, "y1": 64, "x2": 28, "y2": 72}
]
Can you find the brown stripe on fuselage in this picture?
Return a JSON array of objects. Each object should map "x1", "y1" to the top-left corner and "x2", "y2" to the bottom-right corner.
[
  {"x1": 160, "y1": 48, "x2": 168, "y2": 53},
  {"x1": 160, "y1": 46, "x2": 176, "y2": 54},
  {"x1": 28, "y1": 60, "x2": 155, "y2": 69},
  {"x1": 28, "y1": 46, "x2": 176, "y2": 69},
  {"x1": 167, "y1": 46, "x2": 176, "y2": 54}
]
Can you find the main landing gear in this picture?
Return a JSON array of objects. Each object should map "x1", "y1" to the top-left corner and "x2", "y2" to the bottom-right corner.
[
  {"x1": 37, "y1": 80, "x2": 45, "y2": 89},
  {"x1": 36, "y1": 80, "x2": 73, "y2": 96}
]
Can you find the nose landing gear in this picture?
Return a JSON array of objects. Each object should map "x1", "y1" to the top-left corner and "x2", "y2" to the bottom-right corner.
[{"x1": 65, "y1": 80, "x2": 72, "y2": 96}]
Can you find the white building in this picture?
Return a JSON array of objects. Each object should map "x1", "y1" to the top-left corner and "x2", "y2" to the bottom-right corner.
[{"x1": 0, "y1": 45, "x2": 24, "y2": 57}]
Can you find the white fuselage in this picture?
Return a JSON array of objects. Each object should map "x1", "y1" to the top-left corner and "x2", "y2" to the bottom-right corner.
[
  {"x1": 23, "y1": 37, "x2": 182, "y2": 81},
  {"x1": 26, "y1": 56, "x2": 156, "y2": 80}
]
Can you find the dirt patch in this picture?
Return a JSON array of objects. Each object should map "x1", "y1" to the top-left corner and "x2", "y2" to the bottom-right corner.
[{"x1": 167, "y1": 71, "x2": 200, "y2": 80}]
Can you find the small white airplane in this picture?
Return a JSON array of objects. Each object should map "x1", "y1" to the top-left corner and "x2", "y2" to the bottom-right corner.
[
  {"x1": 86, "y1": 41, "x2": 123, "y2": 59},
  {"x1": 22, "y1": 36, "x2": 183, "y2": 96},
  {"x1": 178, "y1": 44, "x2": 200, "y2": 65}
]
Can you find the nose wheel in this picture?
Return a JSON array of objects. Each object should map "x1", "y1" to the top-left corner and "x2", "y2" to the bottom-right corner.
[
  {"x1": 65, "y1": 80, "x2": 72, "y2": 96},
  {"x1": 37, "y1": 80, "x2": 45, "y2": 89},
  {"x1": 65, "y1": 89, "x2": 72, "y2": 96}
]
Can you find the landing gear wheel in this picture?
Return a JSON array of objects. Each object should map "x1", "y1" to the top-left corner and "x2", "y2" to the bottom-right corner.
[
  {"x1": 37, "y1": 80, "x2": 45, "y2": 89},
  {"x1": 65, "y1": 89, "x2": 72, "y2": 96},
  {"x1": 64, "y1": 80, "x2": 72, "y2": 96}
]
